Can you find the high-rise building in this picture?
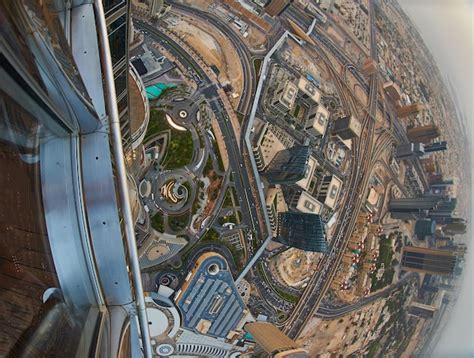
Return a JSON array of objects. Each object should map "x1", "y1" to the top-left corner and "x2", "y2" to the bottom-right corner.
[
  {"x1": 244, "y1": 322, "x2": 310, "y2": 357},
  {"x1": 396, "y1": 103, "x2": 424, "y2": 118},
  {"x1": 389, "y1": 196, "x2": 443, "y2": 220},
  {"x1": 332, "y1": 115, "x2": 362, "y2": 139},
  {"x1": 297, "y1": 76, "x2": 322, "y2": 104},
  {"x1": 264, "y1": 0, "x2": 291, "y2": 16},
  {"x1": 444, "y1": 222, "x2": 467, "y2": 235},
  {"x1": 407, "y1": 124, "x2": 441, "y2": 144},
  {"x1": 361, "y1": 58, "x2": 378, "y2": 77},
  {"x1": 430, "y1": 179, "x2": 454, "y2": 194},
  {"x1": 383, "y1": 81, "x2": 402, "y2": 102},
  {"x1": 0, "y1": 0, "x2": 152, "y2": 355},
  {"x1": 264, "y1": 146, "x2": 311, "y2": 184},
  {"x1": 305, "y1": 104, "x2": 329, "y2": 137},
  {"x1": 395, "y1": 142, "x2": 425, "y2": 160},
  {"x1": 317, "y1": 175, "x2": 343, "y2": 210},
  {"x1": 424, "y1": 141, "x2": 448, "y2": 153},
  {"x1": 415, "y1": 220, "x2": 437, "y2": 239},
  {"x1": 408, "y1": 302, "x2": 437, "y2": 319},
  {"x1": 275, "y1": 212, "x2": 328, "y2": 252},
  {"x1": 271, "y1": 79, "x2": 298, "y2": 113},
  {"x1": 401, "y1": 246, "x2": 459, "y2": 276}
]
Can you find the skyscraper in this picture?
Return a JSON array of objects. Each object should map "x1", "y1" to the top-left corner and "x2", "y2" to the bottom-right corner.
[
  {"x1": 444, "y1": 222, "x2": 467, "y2": 235},
  {"x1": 401, "y1": 246, "x2": 459, "y2": 276},
  {"x1": 275, "y1": 212, "x2": 328, "y2": 253},
  {"x1": 264, "y1": 145, "x2": 311, "y2": 184},
  {"x1": 414, "y1": 220, "x2": 437, "y2": 239},
  {"x1": 332, "y1": 115, "x2": 362, "y2": 139},
  {"x1": 424, "y1": 141, "x2": 448, "y2": 153},
  {"x1": 406, "y1": 124, "x2": 441, "y2": 144},
  {"x1": 389, "y1": 196, "x2": 443, "y2": 220},
  {"x1": 395, "y1": 142, "x2": 425, "y2": 160},
  {"x1": 396, "y1": 103, "x2": 424, "y2": 118},
  {"x1": 408, "y1": 302, "x2": 437, "y2": 319}
]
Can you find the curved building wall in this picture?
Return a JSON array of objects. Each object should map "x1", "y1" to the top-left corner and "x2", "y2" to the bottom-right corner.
[{"x1": 128, "y1": 63, "x2": 150, "y2": 150}]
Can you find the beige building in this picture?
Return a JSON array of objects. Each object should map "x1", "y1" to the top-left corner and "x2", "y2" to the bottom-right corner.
[
  {"x1": 291, "y1": 191, "x2": 323, "y2": 215},
  {"x1": 305, "y1": 104, "x2": 329, "y2": 137},
  {"x1": 297, "y1": 76, "x2": 321, "y2": 104},
  {"x1": 396, "y1": 103, "x2": 424, "y2": 118},
  {"x1": 272, "y1": 80, "x2": 298, "y2": 113},
  {"x1": 317, "y1": 175, "x2": 343, "y2": 210},
  {"x1": 296, "y1": 156, "x2": 317, "y2": 191},
  {"x1": 245, "y1": 322, "x2": 309, "y2": 356}
]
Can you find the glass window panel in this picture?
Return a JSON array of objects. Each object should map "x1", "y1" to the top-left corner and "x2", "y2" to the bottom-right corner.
[
  {"x1": 0, "y1": 90, "x2": 60, "y2": 355},
  {"x1": 103, "y1": 0, "x2": 125, "y2": 14},
  {"x1": 108, "y1": 23, "x2": 126, "y2": 66},
  {"x1": 115, "y1": 69, "x2": 127, "y2": 98}
]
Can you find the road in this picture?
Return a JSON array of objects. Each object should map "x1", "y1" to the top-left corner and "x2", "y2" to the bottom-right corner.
[
  {"x1": 279, "y1": 0, "x2": 384, "y2": 339},
  {"x1": 135, "y1": 20, "x2": 262, "y2": 243},
  {"x1": 315, "y1": 272, "x2": 418, "y2": 319},
  {"x1": 167, "y1": 1, "x2": 256, "y2": 116}
]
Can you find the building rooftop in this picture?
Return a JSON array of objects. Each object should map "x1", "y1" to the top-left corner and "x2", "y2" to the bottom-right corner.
[
  {"x1": 298, "y1": 76, "x2": 322, "y2": 104},
  {"x1": 175, "y1": 253, "x2": 247, "y2": 339},
  {"x1": 276, "y1": 212, "x2": 328, "y2": 253},
  {"x1": 295, "y1": 191, "x2": 323, "y2": 215},
  {"x1": 305, "y1": 104, "x2": 329, "y2": 137},
  {"x1": 296, "y1": 156, "x2": 317, "y2": 191}
]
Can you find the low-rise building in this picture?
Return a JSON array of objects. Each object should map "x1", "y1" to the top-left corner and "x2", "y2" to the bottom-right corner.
[{"x1": 175, "y1": 253, "x2": 249, "y2": 339}]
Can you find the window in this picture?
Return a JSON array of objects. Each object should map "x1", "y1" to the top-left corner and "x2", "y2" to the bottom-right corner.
[
  {"x1": 115, "y1": 68, "x2": 128, "y2": 97},
  {"x1": 103, "y1": 0, "x2": 126, "y2": 14},
  {"x1": 108, "y1": 16, "x2": 127, "y2": 66}
]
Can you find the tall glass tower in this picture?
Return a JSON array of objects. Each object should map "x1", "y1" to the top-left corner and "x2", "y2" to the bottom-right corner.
[{"x1": 0, "y1": 0, "x2": 152, "y2": 356}]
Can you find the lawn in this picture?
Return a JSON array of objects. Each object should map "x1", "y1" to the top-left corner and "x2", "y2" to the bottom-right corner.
[
  {"x1": 257, "y1": 262, "x2": 299, "y2": 304},
  {"x1": 371, "y1": 234, "x2": 395, "y2": 290},
  {"x1": 168, "y1": 213, "x2": 190, "y2": 232},
  {"x1": 253, "y1": 58, "x2": 263, "y2": 78},
  {"x1": 150, "y1": 212, "x2": 164, "y2": 232},
  {"x1": 145, "y1": 110, "x2": 194, "y2": 169},
  {"x1": 223, "y1": 187, "x2": 237, "y2": 208}
]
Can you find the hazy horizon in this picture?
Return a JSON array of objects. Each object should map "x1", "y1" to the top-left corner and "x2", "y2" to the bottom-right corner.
[{"x1": 397, "y1": 0, "x2": 474, "y2": 356}]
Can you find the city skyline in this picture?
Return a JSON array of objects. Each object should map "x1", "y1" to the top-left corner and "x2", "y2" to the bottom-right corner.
[
  {"x1": 398, "y1": 1, "x2": 474, "y2": 355},
  {"x1": 0, "y1": 0, "x2": 471, "y2": 356}
]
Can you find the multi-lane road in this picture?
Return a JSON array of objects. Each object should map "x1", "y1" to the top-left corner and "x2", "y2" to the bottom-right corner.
[
  {"x1": 135, "y1": 20, "x2": 262, "y2": 241},
  {"x1": 315, "y1": 272, "x2": 418, "y2": 319},
  {"x1": 136, "y1": 1, "x2": 415, "y2": 341},
  {"x1": 279, "y1": 0, "x2": 388, "y2": 339},
  {"x1": 166, "y1": 1, "x2": 256, "y2": 116}
]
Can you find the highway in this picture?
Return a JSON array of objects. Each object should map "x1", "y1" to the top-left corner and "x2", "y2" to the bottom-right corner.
[
  {"x1": 135, "y1": 20, "x2": 262, "y2": 241},
  {"x1": 166, "y1": 1, "x2": 256, "y2": 116},
  {"x1": 315, "y1": 272, "x2": 418, "y2": 319},
  {"x1": 280, "y1": 0, "x2": 384, "y2": 339}
]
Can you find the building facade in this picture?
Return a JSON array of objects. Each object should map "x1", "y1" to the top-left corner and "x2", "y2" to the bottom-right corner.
[{"x1": 401, "y1": 246, "x2": 459, "y2": 276}]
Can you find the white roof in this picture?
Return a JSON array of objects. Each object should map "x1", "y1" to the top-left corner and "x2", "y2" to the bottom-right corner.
[
  {"x1": 296, "y1": 156, "x2": 317, "y2": 191},
  {"x1": 298, "y1": 77, "x2": 321, "y2": 103},
  {"x1": 306, "y1": 105, "x2": 329, "y2": 137},
  {"x1": 324, "y1": 175, "x2": 343, "y2": 210},
  {"x1": 296, "y1": 191, "x2": 323, "y2": 214}
]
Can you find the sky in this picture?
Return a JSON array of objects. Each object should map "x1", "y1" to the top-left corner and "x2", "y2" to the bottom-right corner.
[{"x1": 397, "y1": 0, "x2": 474, "y2": 356}]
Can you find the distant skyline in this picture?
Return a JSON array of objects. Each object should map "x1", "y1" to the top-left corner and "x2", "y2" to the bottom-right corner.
[{"x1": 397, "y1": 0, "x2": 474, "y2": 356}]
